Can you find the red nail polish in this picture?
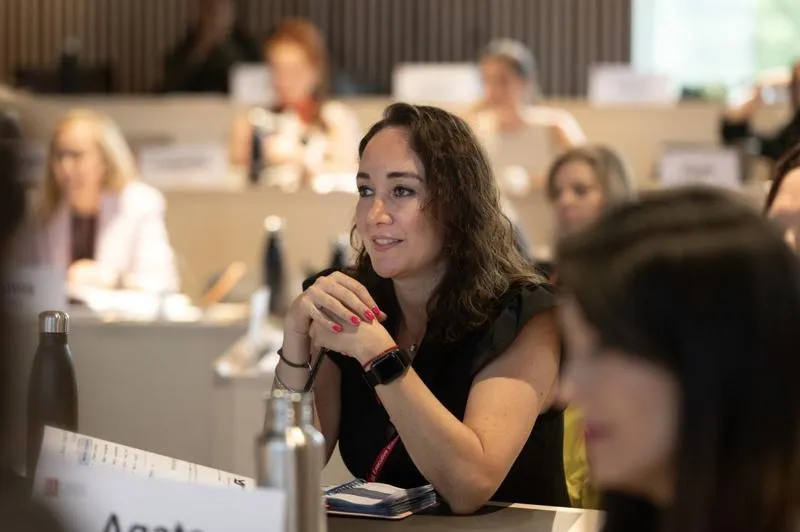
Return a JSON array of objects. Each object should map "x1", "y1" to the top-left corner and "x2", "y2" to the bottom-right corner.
[
  {"x1": 372, "y1": 307, "x2": 381, "y2": 316},
  {"x1": 332, "y1": 324, "x2": 343, "y2": 333},
  {"x1": 364, "y1": 310, "x2": 375, "y2": 321},
  {"x1": 350, "y1": 316, "x2": 361, "y2": 325}
]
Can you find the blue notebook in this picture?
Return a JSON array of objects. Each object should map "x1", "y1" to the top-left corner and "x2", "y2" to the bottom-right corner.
[{"x1": 324, "y1": 479, "x2": 438, "y2": 520}]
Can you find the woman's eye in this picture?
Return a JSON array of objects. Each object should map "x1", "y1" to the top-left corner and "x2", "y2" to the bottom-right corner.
[
  {"x1": 393, "y1": 186, "x2": 414, "y2": 198},
  {"x1": 573, "y1": 185, "x2": 589, "y2": 197},
  {"x1": 357, "y1": 185, "x2": 374, "y2": 197}
]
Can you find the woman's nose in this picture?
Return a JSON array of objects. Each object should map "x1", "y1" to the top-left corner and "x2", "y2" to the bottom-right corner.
[{"x1": 367, "y1": 198, "x2": 391, "y2": 224}]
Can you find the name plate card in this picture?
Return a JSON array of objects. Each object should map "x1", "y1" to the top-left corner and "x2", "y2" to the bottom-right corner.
[
  {"x1": 138, "y1": 143, "x2": 230, "y2": 189},
  {"x1": 2, "y1": 265, "x2": 66, "y2": 316},
  {"x1": 229, "y1": 63, "x2": 275, "y2": 106},
  {"x1": 659, "y1": 145, "x2": 742, "y2": 190},
  {"x1": 392, "y1": 63, "x2": 482, "y2": 103},
  {"x1": 34, "y1": 427, "x2": 284, "y2": 532},
  {"x1": 588, "y1": 64, "x2": 678, "y2": 105}
]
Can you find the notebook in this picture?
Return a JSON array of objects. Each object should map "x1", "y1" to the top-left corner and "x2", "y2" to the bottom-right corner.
[{"x1": 324, "y1": 479, "x2": 439, "y2": 520}]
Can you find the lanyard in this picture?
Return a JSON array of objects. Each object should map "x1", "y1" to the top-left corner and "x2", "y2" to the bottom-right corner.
[{"x1": 367, "y1": 434, "x2": 401, "y2": 482}]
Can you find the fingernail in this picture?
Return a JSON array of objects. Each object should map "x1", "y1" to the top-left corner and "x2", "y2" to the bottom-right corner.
[
  {"x1": 350, "y1": 316, "x2": 361, "y2": 325},
  {"x1": 364, "y1": 310, "x2": 375, "y2": 321},
  {"x1": 332, "y1": 324, "x2": 343, "y2": 333},
  {"x1": 372, "y1": 307, "x2": 381, "y2": 316}
]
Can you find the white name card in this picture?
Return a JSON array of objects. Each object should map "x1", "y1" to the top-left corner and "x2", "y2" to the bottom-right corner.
[
  {"x1": 3, "y1": 265, "x2": 66, "y2": 316},
  {"x1": 138, "y1": 143, "x2": 230, "y2": 189},
  {"x1": 33, "y1": 458, "x2": 285, "y2": 532},
  {"x1": 588, "y1": 64, "x2": 678, "y2": 105},
  {"x1": 659, "y1": 145, "x2": 742, "y2": 190},
  {"x1": 230, "y1": 63, "x2": 275, "y2": 106},
  {"x1": 392, "y1": 63, "x2": 482, "y2": 103}
]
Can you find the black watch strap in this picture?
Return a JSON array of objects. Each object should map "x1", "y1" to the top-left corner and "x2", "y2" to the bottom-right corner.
[{"x1": 364, "y1": 348, "x2": 412, "y2": 388}]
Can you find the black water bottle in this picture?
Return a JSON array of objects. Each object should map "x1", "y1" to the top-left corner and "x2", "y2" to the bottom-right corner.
[
  {"x1": 58, "y1": 37, "x2": 81, "y2": 94},
  {"x1": 263, "y1": 216, "x2": 287, "y2": 316},
  {"x1": 27, "y1": 311, "x2": 78, "y2": 479},
  {"x1": 249, "y1": 126, "x2": 264, "y2": 185},
  {"x1": 328, "y1": 235, "x2": 349, "y2": 271}
]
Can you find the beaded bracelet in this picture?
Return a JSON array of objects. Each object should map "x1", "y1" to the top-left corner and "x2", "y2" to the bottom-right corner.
[{"x1": 273, "y1": 372, "x2": 304, "y2": 394}]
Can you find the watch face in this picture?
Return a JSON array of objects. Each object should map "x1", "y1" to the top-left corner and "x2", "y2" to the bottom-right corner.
[{"x1": 367, "y1": 349, "x2": 411, "y2": 386}]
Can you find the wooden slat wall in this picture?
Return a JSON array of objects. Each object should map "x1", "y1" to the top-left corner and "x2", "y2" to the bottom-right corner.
[{"x1": 0, "y1": 0, "x2": 631, "y2": 96}]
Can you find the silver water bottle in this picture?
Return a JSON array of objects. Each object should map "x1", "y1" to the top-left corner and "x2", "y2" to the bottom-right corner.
[{"x1": 255, "y1": 390, "x2": 327, "y2": 532}]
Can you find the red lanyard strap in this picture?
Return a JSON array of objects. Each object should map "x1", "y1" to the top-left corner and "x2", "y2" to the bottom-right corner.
[{"x1": 367, "y1": 435, "x2": 401, "y2": 482}]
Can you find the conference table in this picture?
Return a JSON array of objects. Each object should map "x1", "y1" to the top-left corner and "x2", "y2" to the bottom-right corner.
[{"x1": 327, "y1": 503, "x2": 601, "y2": 532}]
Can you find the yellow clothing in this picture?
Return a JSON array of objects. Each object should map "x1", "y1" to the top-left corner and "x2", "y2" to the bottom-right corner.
[{"x1": 563, "y1": 406, "x2": 600, "y2": 508}]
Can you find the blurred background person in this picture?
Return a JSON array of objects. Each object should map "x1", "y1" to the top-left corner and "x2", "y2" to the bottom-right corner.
[
  {"x1": 543, "y1": 144, "x2": 634, "y2": 509},
  {"x1": 160, "y1": 0, "x2": 260, "y2": 94},
  {"x1": 276, "y1": 103, "x2": 567, "y2": 512},
  {"x1": 0, "y1": 110, "x2": 68, "y2": 531},
  {"x1": 558, "y1": 187, "x2": 800, "y2": 532},
  {"x1": 547, "y1": 145, "x2": 635, "y2": 239},
  {"x1": 469, "y1": 38, "x2": 586, "y2": 195},
  {"x1": 535, "y1": 144, "x2": 634, "y2": 275},
  {"x1": 13, "y1": 109, "x2": 179, "y2": 294},
  {"x1": 228, "y1": 18, "x2": 360, "y2": 181},
  {"x1": 765, "y1": 144, "x2": 800, "y2": 254},
  {"x1": 720, "y1": 61, "x2": 800, "y2": 162}
]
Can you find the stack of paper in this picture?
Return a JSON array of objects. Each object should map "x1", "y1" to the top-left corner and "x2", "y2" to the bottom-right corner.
[
  {"x1": 38, "y1": 426, "x2": 255, "y2": 489},
  {"x1": 324, "y1": 480, "x2": 438, "y2": 520}
]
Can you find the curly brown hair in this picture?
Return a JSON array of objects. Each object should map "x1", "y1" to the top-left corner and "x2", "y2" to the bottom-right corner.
[{"x1": 351, "y1": 103, "x2": 544, "y2": 342}]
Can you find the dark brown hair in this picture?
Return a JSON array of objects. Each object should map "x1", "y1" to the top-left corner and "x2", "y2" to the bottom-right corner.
[
  {"x1": 264, "y1": 18, "x2": 330, "y2": 121},
  {"x1": 352, "y1": 103, "x2": 543, "y2": 342},
  {"x1": 546, "y1": 144, "x2": 634, "y2": 207},
  {"x1": 558, "y1": 187, "x2": 800, "y2": 532},
  {"x1": 765, "y1": 142, "x2": 800, "y2": 211}
]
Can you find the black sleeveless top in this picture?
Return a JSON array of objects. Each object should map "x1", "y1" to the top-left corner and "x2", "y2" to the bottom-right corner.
[{"x1": 306, "y1": 271, "x2": 569, "y2": 506}]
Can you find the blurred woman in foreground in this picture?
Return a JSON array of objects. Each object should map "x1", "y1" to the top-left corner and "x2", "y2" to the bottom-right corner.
[
  {"x1": 558, "y1": 187, "x2": 800, "y2": 532},
  {"x1": 0, "y1": 111, "x2": 66, "y2": 530},
  {"x1": 14, "y1": 109, "x2": 179, "y2": 293}
]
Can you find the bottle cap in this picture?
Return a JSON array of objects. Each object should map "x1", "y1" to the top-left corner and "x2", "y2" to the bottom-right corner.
[
  {"x1": 39, "y1": 310, "x2": 70, "y2": 334},
  {"x1": 264, "y1": 215, "x2": 284, "y2": 233}
]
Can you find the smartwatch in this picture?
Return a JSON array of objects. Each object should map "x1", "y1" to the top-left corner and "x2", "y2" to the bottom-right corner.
[{"x1": 363, "y1": 348, "x2": 412, "y2": 388}]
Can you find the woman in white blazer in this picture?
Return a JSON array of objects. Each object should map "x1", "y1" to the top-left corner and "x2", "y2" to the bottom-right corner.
[{"x1": 16, "y1": 109, "x2": 179, "y2": 293}]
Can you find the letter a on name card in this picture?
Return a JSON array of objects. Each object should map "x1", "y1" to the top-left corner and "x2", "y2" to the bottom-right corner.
[{"x1": 33, "y1": 459, "x2": 285, "y2": 532}]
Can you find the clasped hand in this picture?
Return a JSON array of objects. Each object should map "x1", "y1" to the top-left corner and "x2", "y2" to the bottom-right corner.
[{"x1": 286, "y1": 272, "x2": 395, "y2": 365}]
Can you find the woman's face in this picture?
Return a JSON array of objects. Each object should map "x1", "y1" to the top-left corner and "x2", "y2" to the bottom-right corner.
[
  {"x1": 559, "y1": 298, "x2": 679, "y2": 502},
  {"x1": 479, "y1": 56, "x2": 527, "y2": 108},
  {"x1": 51, "y1": 120, "x2": 107, "y2": 210},
  {"x1": 551, "y1": 160, "x2": 606, "y2": 235},
  {"x1": 268, "y1": 41, "x2": 320, "y2": 105},
  {"x1": 355, "y1": 127, "x2": 445, "y2": 280}
]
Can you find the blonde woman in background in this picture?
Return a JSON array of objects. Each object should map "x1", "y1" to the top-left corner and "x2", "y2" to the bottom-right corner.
[
  {"x1": 14, "y1": 109, "x2": 179, "y2": 293},
  {"x1": 544, "y1": 145, "x2": 635, "y2": 509}
]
